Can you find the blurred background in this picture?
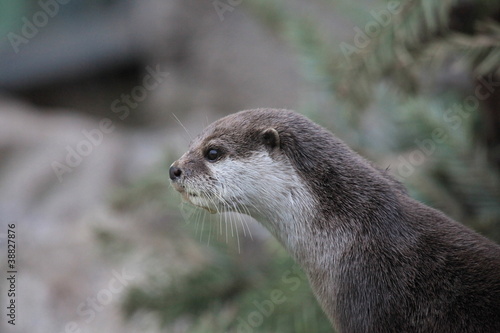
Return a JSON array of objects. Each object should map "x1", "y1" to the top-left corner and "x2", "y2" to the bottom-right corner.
[{"x1": 0, "y1": 0, "x2": 499, "y2": 332}]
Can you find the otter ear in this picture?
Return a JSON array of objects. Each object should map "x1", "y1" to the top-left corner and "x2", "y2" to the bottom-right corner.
[{"x1": 262, "y1": 128, "x2": 280, "y2": 149}]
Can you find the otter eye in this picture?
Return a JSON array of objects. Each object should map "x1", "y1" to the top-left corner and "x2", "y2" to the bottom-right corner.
[{"x1": 206, "y1": 148, "x2": 221, "y2": 161}]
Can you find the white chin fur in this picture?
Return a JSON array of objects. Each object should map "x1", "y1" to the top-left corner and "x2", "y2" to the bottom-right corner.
[{"x1": 206, "y1": 152, "x2": 316, "y2": 252}]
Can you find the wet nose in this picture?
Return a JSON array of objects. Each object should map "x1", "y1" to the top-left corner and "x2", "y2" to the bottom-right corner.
[{"x1": 169, "y1": 166, "x2": 182, "y2": 180}]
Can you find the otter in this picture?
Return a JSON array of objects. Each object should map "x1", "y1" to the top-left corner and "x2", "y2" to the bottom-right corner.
[{"x1": 169, "y1": 108, "x2": 500, "y2": 333}]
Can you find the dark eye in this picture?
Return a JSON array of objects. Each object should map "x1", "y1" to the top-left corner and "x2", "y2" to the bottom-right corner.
[{"x1": 206, "y1": 148, "x2": 221, "y2": 161}]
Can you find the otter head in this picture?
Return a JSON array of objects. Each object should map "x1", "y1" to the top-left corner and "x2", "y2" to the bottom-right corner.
[{"x1": 169, "y1": 109, "x2": 314, "y2": 226}]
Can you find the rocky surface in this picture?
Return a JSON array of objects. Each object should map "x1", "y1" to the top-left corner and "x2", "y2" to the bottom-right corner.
[{"x1": 0, "y1": 0, "x2": 356, "y2": 331}]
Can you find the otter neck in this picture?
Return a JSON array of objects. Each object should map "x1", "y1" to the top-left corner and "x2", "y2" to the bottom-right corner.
[
  {"x1": 249, "y1": 167, "x2": 403, "y2": 272},
  {"x1": 247, "y1": 183, "x2": 351, "y2": 271}
]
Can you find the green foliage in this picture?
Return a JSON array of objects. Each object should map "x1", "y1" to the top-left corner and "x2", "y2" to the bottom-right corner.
[
  {"x1": 246, "y1": 0, "x2": 500, "y2": 107},
  {"x1": 122, "y1": 224, "x2": 332, "y2": 332},
  {"x1": 388, "y1": 94, "x2": 500, "y2": 240}
]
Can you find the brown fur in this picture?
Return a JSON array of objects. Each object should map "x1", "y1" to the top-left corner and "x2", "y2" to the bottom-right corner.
[{"x1": 170, "y1": 109, "x2": 500, "y2": 333}]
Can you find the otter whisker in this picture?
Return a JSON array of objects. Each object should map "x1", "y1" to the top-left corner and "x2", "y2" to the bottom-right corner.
[
  {"x1": 224, "y1": 210, "x2": 229, "y2": 243},
  {"x1": 206, "y1": 189, "x2": 229, "y2": 238},
  {"x1": 213, "y1": 180, "x2": 256, "y2": 243},
  {"x1": 212, "y1": 186, "x2": 249, "y2": 249},
  {"x1": 234, "y1": 205, "x2": 253, "y2": 241},
  {"x1": 223, "y1": 186, "x2": 255, "y2": 241},
  {"x1": 193, "y1": 205, "x2": 203, "y2": 238},
  {"x1": 229, "y1": 210, "x2": 235, "y2": 238},
  {"x1": 226, "y1": 187, "x2": 256, "y2": 241},
  {"x1": 239, "y1": 209, "x2": 254, "y2": 241},
  {"x1": 207, "y1": 191, "x2": 225, "y2": 244},
  {"x1": 171, "y1": 113, "x2": 192, "y2": 141},
  {"x1": 207, "y1": 191, "x2": 231, "y2": 244},
  {"x1": 228, "y1": 210, "x2": 242, "y2": 253},
  {"x1": 198, "y1": 209, "x2": 209, "y2": 243}
]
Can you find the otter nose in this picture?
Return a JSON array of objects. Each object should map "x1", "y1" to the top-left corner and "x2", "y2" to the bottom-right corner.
[{"x1": 169, "y1": 166, "x2": 182, "y2": 180}]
